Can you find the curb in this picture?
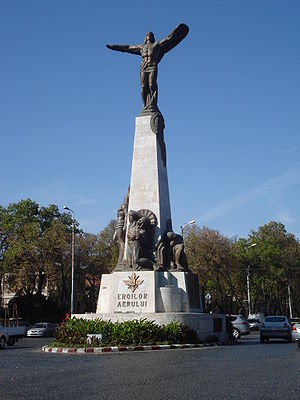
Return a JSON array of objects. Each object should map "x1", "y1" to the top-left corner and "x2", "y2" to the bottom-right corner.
[{"x1": 42, "y1": 342, "x2": 224, "y2": 354}]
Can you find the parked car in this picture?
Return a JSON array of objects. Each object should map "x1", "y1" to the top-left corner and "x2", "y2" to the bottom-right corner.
[
  {"x1": 260, "y1": 316, "x2": 292, "y2": 343},
  {"x1": 247, "y1": 318, "x2": 261, "y2": 331},
  {"x1": 292, "y1": 323, "x2": 300, "y2": 342},
  {"x1": 27, "y1": 322, "x2": 57, "y2": 337},
  {"x1": 0, "y1": 323, "x2": 27, "y2": 347},
  {"x1": 0, "y1": 326, "x2": 8, "y2": 349},
  {"x1": 228, "y1": 315, "x2": 251, "y2": 339},
  {"x1": 8, "y1": 319, "x2": 32, "y2": 336},
  {"x1": 248, "y1": 313, "x2": 264, "y2": 323},
  {"x1": 289, "y1": 317, "x2": 300, "y2": 326}
]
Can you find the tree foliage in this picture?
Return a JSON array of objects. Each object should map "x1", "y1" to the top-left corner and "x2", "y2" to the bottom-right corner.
[
  {"x1": 185, "y1": 221, "x2": 300, "y2": 316},
  {"x1": 0, "y1": 199, "x2": 118, "y2": 320},
  {"x1": 1, "y1": 199, "x2": 300, "y2": 320}
]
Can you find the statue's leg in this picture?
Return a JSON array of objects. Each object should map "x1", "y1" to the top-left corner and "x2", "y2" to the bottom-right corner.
[
  {"x1": 175, "y1": 245, "x2": 186, "y2": 271},
  {"x1": 118, "y1": 241, "x2": 124, "y2": 263},
  {"x1": 140, "y1": 71, "x2": 148, "y2": 109},
  {"x1": 132, "y1": 242, "x2": 140, "y2": 270},
  {"x1": 149, "y1": 69, "x2": 158, "y2": 107},
  {"x1": 126, "y1": 242, "x2": 133, "y2": 268}
]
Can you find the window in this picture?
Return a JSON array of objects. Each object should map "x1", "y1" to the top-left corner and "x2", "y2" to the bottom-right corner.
[
  {"x1": 265, "y1": 317, "x2": 285, "y2": 323},
  {"x1": 213, "y1": 318, "x2": 222, "y2": 332}
]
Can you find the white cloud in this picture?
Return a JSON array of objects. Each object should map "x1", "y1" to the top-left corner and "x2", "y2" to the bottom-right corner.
[
  {"x1": 73, "y1": 196, "x2": 98, "y2": 206},
  {"x1": 275, "y1": 147, "x2": 298, "y2": 153},
  {"x1": 30, "y1": 180, "x2": 99, "y2": 209},
  {"x1": 275, "y1": 209, "x2": 295, "y2": 225},
  {"x1": 198, "y1": 164, "x2": 300, "y2": 223}
]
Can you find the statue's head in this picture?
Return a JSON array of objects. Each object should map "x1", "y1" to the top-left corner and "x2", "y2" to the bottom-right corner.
[
  {"x1": 167, "y1": 231, "x2": 176, "y2": 240},
  {"x1": 137, "y1": 216, "x2": 149, "y2": 229},
  {"x1": 144, "y1": 31, "x2": 155, "y2": 44},
  {"x1": 117, "y1": 208, "x2": 125, "y2": 218},
  {"x1": 129, "y1": 210, "x2": 139, "y2": 224}
]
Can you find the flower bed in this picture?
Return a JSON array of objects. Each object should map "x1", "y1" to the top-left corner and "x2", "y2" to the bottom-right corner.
[{"x1": 50, "y1": 316, "x2": 199, "y2": 348}]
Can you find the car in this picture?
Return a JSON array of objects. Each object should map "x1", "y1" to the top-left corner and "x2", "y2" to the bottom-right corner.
[
  {"x1": 0, "y1": 326, "x2": 8, "y2": 350},
  {"x1": 292, "y1": 323, "x2": 300, "y2": 342},
  {"x1": 260, "y1": 316, "x2": 292, "y2": 343},
  {"x1": 289, "y1": 317, "x2": 300, "y2": 326},
  {"x1": 27, "y1": 322, "x2": 57, "y2": 337},
  {"x1": 228, "y1": 315, "x2": 251, "y2": 339},
  {"x1": 248, "y1": 313, "x2": 264, "y2": 322},
  {"x1": 8, "y1": 320, "x2": 32, "y2": 336},
  {"x1": 247, "y1": 318, "x2": 261, "y2": 331}
]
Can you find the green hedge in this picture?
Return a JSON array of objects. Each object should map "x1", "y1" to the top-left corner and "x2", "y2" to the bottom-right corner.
[{"x1": 52, "y1": 317, "x2": 199, "y2": 347}]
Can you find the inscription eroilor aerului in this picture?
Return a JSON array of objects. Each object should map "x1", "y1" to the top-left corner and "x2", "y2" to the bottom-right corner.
[
  {"x1": 116, "y1": 272, "x2": 148, "y2": 309},
  {"x1": 116, "y1": 292, "x2": 148, "y2": 309}
]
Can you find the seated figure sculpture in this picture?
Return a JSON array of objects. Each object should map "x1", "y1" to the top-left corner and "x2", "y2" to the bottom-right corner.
[
  {"x1": 166, "y1": 231, "x2": 188, "y2": 271},
  {"x1": 126, "y1": 209, "x2": 157, "y2": 270}
]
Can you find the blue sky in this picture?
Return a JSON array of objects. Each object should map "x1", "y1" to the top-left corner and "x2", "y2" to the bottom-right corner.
[{"x1": 1, "y1": 0, "x2": 300, "y2": 239}]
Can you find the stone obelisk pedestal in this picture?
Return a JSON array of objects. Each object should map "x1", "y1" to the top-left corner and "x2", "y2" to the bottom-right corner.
[{"x1": 124, "y1": 114, "x2": 172, "y2": 258}]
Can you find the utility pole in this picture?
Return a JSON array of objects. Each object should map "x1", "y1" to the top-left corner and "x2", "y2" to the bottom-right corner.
[
  {"x1": 1, "y1": 275, "x2": 4, "y2": 308},
  {"x1": 247, "y1": 266, "x2": 252, "y2": 316},
  {"x1": 64, "y1": 206, "x2": 75, "y2": 315},
  {"x1": 287, "y1": 279, "x2": 293, "y2": 319},
  {"x1": 245, "y1": 243, "x2": 257, "y2": 317}
]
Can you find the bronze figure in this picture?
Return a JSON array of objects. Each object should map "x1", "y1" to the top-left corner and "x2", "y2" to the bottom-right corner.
[
  {"x1": 166, "y1": 231, "x2": 188, "y2": 271},
  {"x1": 106, "y1": 23, "x2": 189, "y2": 115},
  {"x1": 113, "y1": 187, "x2": 130, "y2": 271},
  {"x1": 126, "y1": 209, "x2": 157, "y2": 270}
]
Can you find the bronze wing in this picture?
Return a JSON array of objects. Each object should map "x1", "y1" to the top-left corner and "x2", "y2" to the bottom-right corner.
[{"x1": 157, "y1": 23, "x2": 189, "y2": 62}]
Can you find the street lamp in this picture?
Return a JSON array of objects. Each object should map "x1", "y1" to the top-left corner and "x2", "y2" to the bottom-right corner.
[
  {"x1": 180, "y1": 219, "x2": 195, "y2": 238},
  {"x1": 246, "y1": 243, "x2": 257, "y2": 316},
  {"x1": 63, "y1": 205, "x2": 75, "y2": 315}
]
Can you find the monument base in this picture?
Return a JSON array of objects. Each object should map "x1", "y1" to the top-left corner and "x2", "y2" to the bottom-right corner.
[
  {"x1": 73, "y1": 312, "x2": 226, "y2": 343},
  {"x1": 96, "y1": 271, "x2": 200, "y2": 314},
  {"x1": 73, "y1": 271, "x2": 227, "y2": 343}
]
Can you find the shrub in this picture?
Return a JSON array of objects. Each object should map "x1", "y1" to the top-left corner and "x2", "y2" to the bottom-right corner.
[
  {"x1": 204, "y1": 334, "x2": 218, "y2": 343},
  {"x1": 53, "y1": 317, "x2": 199, "y2": 347}
]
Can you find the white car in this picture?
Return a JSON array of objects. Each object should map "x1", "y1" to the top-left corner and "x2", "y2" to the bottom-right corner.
[
  {"x1": 247, "y1": 318, "x2": 261, "y2": 331},
  {"x1": 292, "y1": 323, "x2": 300, "y2": 342},
  {"x1": 260, "y1": 316, "x2": 292, "y2": 343},
  {"x1": 27, "y1": 322, "x2": 57, "y2": 337},
  {"x1": 228, "y1": 315, "x2": 251, "y2": 339}
]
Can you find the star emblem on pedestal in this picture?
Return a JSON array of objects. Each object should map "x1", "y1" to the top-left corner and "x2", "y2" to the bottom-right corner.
[{"x1": 123, "y1": 273, "x2": 144, "y2": 293}]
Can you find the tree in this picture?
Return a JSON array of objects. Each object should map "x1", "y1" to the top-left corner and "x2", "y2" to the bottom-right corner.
[
  {"x1": 0, "y1": 199, "x2": 75, "y2": 320},
  {"x1": 185, "y1": 225, "x2": 236, "y2": 313},
  {"x1": 247, "y1": 221, "x2": 300, "y2": 316},
  {"x1": 74, "y1": 220, "x2": 118, "y2": 312}
]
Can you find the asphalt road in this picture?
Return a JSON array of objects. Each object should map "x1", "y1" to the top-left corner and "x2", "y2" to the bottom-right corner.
[{"x1": 0, "y1": 332, "x2": 300, "y2": 400}]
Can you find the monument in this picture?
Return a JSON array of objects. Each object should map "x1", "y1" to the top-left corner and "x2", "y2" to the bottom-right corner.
[{"x1": 77, "y1": 24, "x2": 226, "y2": 342}]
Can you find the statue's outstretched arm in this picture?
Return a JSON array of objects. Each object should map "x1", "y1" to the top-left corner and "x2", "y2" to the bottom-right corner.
[
  {"x1": 158, "y1": 23, "x2": 189, "y2": 56},
  {"x1": 106, "y1": 44, "x2": 141, "y2": 56}
]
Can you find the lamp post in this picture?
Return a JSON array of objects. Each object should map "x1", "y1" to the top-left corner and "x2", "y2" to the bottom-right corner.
[
  {"x1": 287, "y1": 278, "x2": 293, "y2": 319},
  {"x1": 63, "y1": 206, "x2": 75, "y2": 315},
  {"x1": 246, "y1": 243, "x2": 257, "y2": 316},
  {"x1": 180, "y1": 219, "x2": 195, "y2": 240}
]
